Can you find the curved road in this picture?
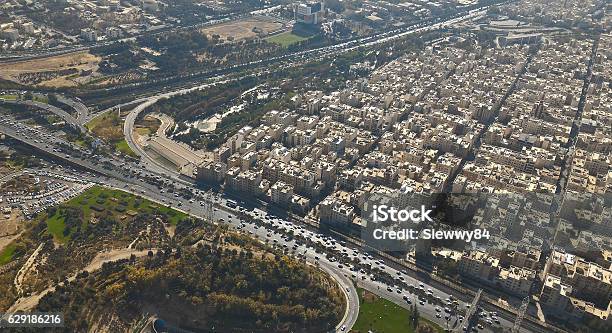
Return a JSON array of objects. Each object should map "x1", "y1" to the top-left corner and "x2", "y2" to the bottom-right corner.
[
  {"x1": 0, "y1": 99, "x2": 86, "y2": 133},
  {"x1": 122, "y1": 77, "x2": 235, "y2": 177},
  {"x1": 123, "y1": 96, "x2": 174, "y2": 175},
  {"x1": 0, "y1": 116, "x2": 360, "y2": 332},
  {"x1": 54, "y1": 94, "x2": 89, "y2": 125},
  {"x1": 120, "y1": 8, "x2": 490, "y2": 181},
  {"x1": 0, "y1": 110, "x2": 560, "y2": 333},
  {"x1": 318, "y1": 259, "x2": 360, "y2": 332}
]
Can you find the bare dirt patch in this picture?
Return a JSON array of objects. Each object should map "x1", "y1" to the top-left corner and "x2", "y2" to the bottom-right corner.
[
  {"x1": 200, "y1": 17, "x2": 286, "y2": 42},
  {"x1": 8, "y1": 248, "x2": 152, "y2": 312},
  {"x1": 0, "y1": 209, "x2": 23, "y2": 239},
  {"x1": 0, "y1": 51, "x2": 100, "y2": 87}
]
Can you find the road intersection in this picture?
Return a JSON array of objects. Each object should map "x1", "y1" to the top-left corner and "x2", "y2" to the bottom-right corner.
[{"x1": 0, "y1": 114, "x2": 561, "y2": 332}]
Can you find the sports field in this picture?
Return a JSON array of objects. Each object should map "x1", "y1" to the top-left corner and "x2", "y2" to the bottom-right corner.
[
  {"x1": 201, "y1": 17, "x2": 286, "y2": 42},
  {"x1": 266, "y1": 32, "x2": 310, "y2": 47}
]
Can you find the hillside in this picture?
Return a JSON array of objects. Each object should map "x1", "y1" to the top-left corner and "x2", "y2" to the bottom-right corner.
[
  {"x1": 33, "y1": 245, "x2": 344, "y2": 333},
  {"x1": 0, "y1": 187, "x2": 344, "y2": 332}
]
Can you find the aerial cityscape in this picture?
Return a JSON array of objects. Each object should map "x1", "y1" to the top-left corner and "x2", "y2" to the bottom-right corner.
[{"x1": 0, "y1": 0, "x2": 609, "y2": 332}]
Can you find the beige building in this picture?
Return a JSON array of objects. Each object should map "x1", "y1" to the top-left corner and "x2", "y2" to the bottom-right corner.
[
  {"x1": 319, "y1": 196, "x2": 355, "y2": 227},
  {"x1": 197, "y1": 161, "x2": 227, "y2": 183}
]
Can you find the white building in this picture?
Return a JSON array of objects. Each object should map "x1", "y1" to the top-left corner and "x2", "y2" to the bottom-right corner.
[
  {"x1": 80, "y1": 28, "x2": 98, "y2": 42},
  {"x1": 295, "y1": 2, "x2": 325, "y2": 25}
]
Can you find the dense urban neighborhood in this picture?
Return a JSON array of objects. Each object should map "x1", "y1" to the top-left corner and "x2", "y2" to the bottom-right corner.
[{"x1": 0, "y1": 0, "x2": 610, "y2": 332}]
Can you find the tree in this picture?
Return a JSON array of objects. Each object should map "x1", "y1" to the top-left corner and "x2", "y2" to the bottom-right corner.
[
  {"x1": 48, "y1": 94, "x2": 59, "y2": 106},
  {"x1": 326, "y1": 0, "x2": 345, "y2": 13},
  {"x1": 417, "y1": 323, "x2": 436, "y2": 333}
]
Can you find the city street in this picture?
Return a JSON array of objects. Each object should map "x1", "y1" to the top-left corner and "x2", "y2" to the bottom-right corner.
[{"x1": 0, "y1": 113, "x2": 549, "y2": 333}]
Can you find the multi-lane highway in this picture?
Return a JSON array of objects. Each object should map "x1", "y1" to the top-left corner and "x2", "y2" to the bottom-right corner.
[
  {"x1": 0, "y1": 113, "x2": 360, "y2": 331},
  {"x1": 0, "y1": 98, "x2": 86, "y2": 133},
  {"x1": 53, "y1": 94, "x2": 89, "y2": 125},
  {"x1": 0, "y1": 111, "x2": 564, "y2": 333},
  {"x1": 88, "y1": 5, "x2": 496, "y2": 98},
  {"x1": 0, "y1": 2, "x2": 563, "y2": 330},
  {"x1": 0, "y1": 16, "x2": 563, "y2": 333},
  {"x1": 118, "y1": 6, "x2": 492, "y2": 182}
]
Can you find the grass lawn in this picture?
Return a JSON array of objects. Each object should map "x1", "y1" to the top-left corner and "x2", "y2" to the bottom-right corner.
[
  {"x1": 0, "y1": 94, "x2": 18, "y2": 100},
  {"x1": 351, "y1": 289, "x2": 443, "y2": 333},
  {"x1": 85, "y1": 112, "x2": 104, "y2": 131},
  {"x1": 74, "y1": 138, "x2": 88, "y2": 147},
  {"x1": 86, "y1": 110, "x2": 118, "y2": 132},
  {"x1": 115, "y1": 139, "x2": 136, "y2": 157},
  {"x1": 46, "y1": 186, "x2": 188, "y2": 243},
  {"x1": 86, "y1": 110, "x2": 123, "y2": 137},
  {"x1": 266, "y1": 32, "x2": 310, "y2": 47},
  {"x1": 135, "y1": 127, "x2": 152, "y2": 136},
  {"x1": 33, "y1": 95, "x2": 49, "y2": 104},
  {"x1": 135, "y1": 115, "x2": 161, "y2": 137},
  {"x1": 87, "y1": 111, "x2": 138, "y2": 157},
  {"x1": 47, "y1": 212, "x2": 70, "y2": 243},
  {"x1": 0, "y1": 243, "x2": 16, "y2": 265}
]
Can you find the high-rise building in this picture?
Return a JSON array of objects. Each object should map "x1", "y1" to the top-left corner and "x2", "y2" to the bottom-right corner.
[
  {"x1": 80, "y1": 28, "x2": 98, "y2": 42},
  {"x1": 294, "y1": 2, "x2": 325, "y2": 25}
]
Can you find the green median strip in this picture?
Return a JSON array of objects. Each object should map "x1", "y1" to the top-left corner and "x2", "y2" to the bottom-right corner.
[{"x1": 352, "y1": 288, "x2": 443, "y2": 333}]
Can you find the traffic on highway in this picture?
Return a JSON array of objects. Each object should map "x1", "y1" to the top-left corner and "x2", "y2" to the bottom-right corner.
[{"x1": 0, "y1": 111, "x2": 547, "y2": 333}]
